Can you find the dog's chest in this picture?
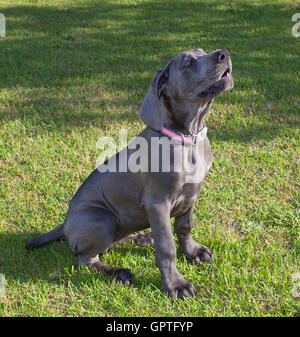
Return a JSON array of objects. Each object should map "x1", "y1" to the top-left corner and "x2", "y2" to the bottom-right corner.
[
  {"x1": 170, "y1": 138, "x2": 213, "y2": 217},
  {"x1": 170, "y1": 182, "x2": 202, "y2": 217},
  {"x1": 172, "y1": 137, "x2": 212, "y2": 182}
]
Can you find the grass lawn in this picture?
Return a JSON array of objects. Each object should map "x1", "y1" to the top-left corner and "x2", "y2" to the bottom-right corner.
[{"x1": 0, "y1": 0, "x2": 299, "y2": 317}]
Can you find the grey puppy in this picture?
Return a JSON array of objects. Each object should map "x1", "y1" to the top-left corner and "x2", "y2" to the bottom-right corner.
[{"x1": 26, "y1": 48, "x2": 234, "y2": 299}]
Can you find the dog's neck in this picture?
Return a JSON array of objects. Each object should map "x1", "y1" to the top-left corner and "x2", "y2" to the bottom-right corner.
[{"x1": 161, "y1": 96, "x2": 212, "y2": 135}]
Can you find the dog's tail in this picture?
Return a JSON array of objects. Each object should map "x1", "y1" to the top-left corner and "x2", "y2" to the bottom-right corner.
[{"x1": 25, "y1": 223, "x2": 65, "y2": 249}]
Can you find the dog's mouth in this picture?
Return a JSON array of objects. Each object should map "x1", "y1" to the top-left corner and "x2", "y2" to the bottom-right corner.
[
  {"x1": 221, "y1": 67, "x2": 231, "y2": 78},
  {"x1": 198, "y1": 67, "x2": 234, "y2": 98},
  {"x1": 211, "y1": 66, "x2": 232, "y2": 87}
]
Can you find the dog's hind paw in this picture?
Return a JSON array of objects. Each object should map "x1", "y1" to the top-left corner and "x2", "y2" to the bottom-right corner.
[{"x1": 111, "y1": 268, "x2": 135, "y2": 285}]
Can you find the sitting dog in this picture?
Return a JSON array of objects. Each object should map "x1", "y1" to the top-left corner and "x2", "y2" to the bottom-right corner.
[{"x1": 26, "y1": 48, "x2": 234, "y2": 299}]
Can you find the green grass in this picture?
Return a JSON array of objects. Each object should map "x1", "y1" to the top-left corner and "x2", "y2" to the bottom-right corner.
[{"x1": 0, "y1": 0, "x2": 299, "y2": 317}]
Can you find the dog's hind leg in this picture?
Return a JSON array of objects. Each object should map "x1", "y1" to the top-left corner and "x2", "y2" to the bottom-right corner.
[
  {"x1": 65, "y1": 207, "x2": 134, "y2": 284},
  {"x1": 110, "y1": 231, "x2": 154, "y2": 248},
  {"x1": 75, "y1": 255, "x2": 134, "y2": 284}
]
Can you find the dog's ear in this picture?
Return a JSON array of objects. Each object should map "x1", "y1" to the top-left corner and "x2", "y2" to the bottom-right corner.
[{"x1": 139, "y1": 62, "x2": 170, "y2": 131}]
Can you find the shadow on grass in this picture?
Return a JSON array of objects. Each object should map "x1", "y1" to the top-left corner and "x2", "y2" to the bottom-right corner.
[
  {"x1": 0, "y1": 1, "x2": 299, "y2": 141},
  {"x1": 0, "y1": 231, "x2": 159, "y2": 291}
]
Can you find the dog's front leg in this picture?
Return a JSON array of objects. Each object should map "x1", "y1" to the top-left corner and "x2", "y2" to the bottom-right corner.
[
  {"x1": 145, "y1": 202, "x2": 196, "y2": 299},
  {"x1": 174, "y1": 207, "x2": 212, "y2": 265}
]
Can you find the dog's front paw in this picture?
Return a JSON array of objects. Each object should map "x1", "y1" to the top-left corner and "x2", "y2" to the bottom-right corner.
[
  {"x1": 186, "y1": 243, "x2": 212, "y2": 266},
  {"x1": 163, "y1": 274, "x2": 196, "y2": 299}
]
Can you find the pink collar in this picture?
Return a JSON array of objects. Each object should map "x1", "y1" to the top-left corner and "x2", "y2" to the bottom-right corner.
[{"x1": 160, "y1": 125, "x2": 207, "y2": 145}]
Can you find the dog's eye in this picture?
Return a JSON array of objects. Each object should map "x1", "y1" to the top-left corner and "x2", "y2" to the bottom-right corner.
[{"x1": 184, "y1": 58, "x2": 192, "y2": 68}]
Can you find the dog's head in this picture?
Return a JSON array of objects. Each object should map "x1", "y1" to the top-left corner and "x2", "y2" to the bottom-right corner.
[{"x1": 140, "y1": 48, "x2": 234, "y2": 133}]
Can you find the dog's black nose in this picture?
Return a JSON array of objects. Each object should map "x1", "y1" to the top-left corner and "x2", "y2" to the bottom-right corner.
[{"x1": 216, "y1": 49, "x2": 229, "y2": 63}]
